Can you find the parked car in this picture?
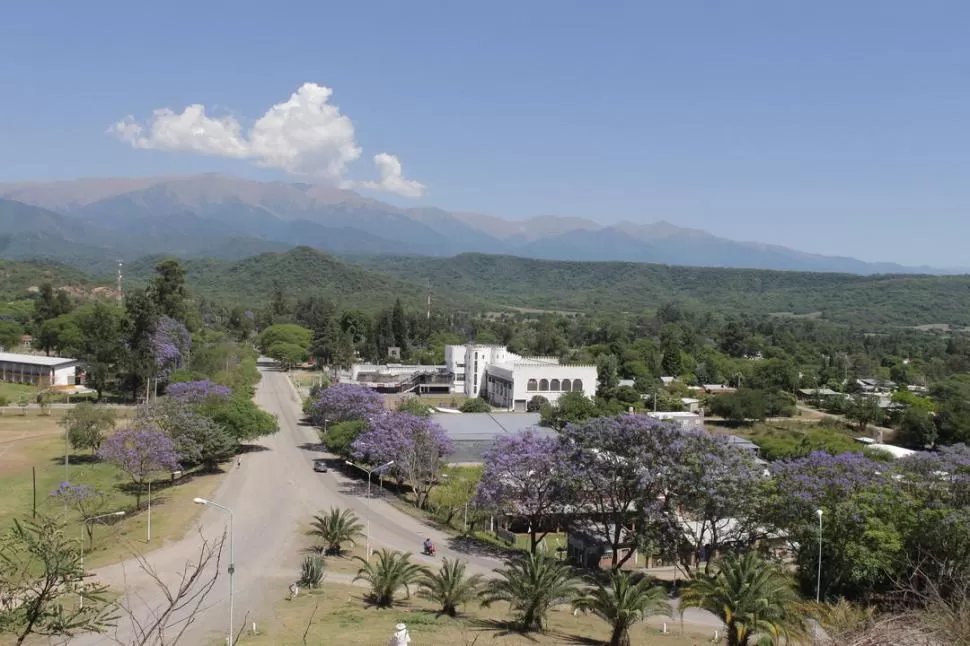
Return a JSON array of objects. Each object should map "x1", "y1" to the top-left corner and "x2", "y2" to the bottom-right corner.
[{"x1": 313, "y1": 459, "x2": 328, "y2": 473}]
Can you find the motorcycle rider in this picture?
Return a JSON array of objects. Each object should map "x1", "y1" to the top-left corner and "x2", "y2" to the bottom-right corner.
[{"x1": 423, "y1": 537, "x2": 434, "y2": 555}]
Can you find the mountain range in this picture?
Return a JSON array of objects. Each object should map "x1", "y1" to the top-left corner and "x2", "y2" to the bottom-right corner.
[{"x1": 0, "y1": 173, "x2": 954, "y2": 274}]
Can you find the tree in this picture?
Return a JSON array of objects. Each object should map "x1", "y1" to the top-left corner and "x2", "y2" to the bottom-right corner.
[
  {"x1": 148, "y1": 259, "x2": 189, "y2": 324},
  {"x1": 33, "y1": 282, "x2": 73, "y2": 325},
  {"x1": 166, "y1": 379, "x2": 232, "y2": 404},
  {"x1": 60, "y1": 402, "x2": 116, "y2": 453},
  {"x1": 97, "y1": 426, "x2": 180, "y2": 508},
  {"x1": 526, "y1": 395, "x2": 548, "y2": 413},
  {"x1": 480, "y1": 552, "x2": 581, "y2": 633},
  {"x1": 124, "y1": 288, "x2": 159, "y2": 399},
  {"x1": 37, "y1": 314, "x2": 83, "y2": 356},
  {"x1": 298, "y1": 555, "x2": 326, "y2": 590},
  {"x1": 680, "y1": 551, "x2": 804, "y2": 646},
  {"x1": 767, "y1": 451, "x2": 904, "y2": 600},
  {"x1": 845, "y1": 397, "x2": 884, "y2": 434},
  {"x1": 897, "y1": 407, "x2": 938, "y2": 449},
  {"x1": 135, "y1": 400, "x2": 236, "y2": 470},
  {"x1": 398, "y1": 396, "x2": 433, "y2": 417},
  {"x1": 308, "y1": 383, "x2": 385, "y2": 427},
  {"x1": 539, "y1": 391, "x2": 600, "y2": 430},
  {"x1": 322, "y1": 420, "x2": 368, "y2": 458},
  {"x1": 562, "y1": 415, "x2": 690, "y2": 570},
  {"x1": 0, "y1": 516, "x2": 115, "y2": 645},
  {"x1": 573, "y1": 570, "x2": 671, "y2": 646},
  {"x1": 459, "y1": 397, "x2": 491, "y2": 413},
  {"x1": 391, "y1": 298, "x2": 408, "y2": 353},
  {"x1": 352, "y1": 412, "x2": 453, "y2": 509},
  {"x1": 75, "y1": 302, "x2": 126, "y2": 399},
  {"x1": 266, "y1": 341, "x2": 307, "y2": 369},
  {"x1": 256, "y1": 324, "x2": 312, "y2": 356},
  {"x1": 707, "y1": 389, "x2": 766, "y2": 423},
  {"x1": 48, "y1": 483, "x2": 107, "y2": 547},
  {"x1": 474, "y1": 429, "x2": 575, "y2": 553},
  {"x1": 352, "y1": 549, "x2": 428, "y2": 608},
  {"x1": 418, "y1": 557, "x2": 484, "y2": 617},
  {"x1": 151, "y1": 316, "x2": 191, "y2": 379},
  {"x1": 308, "y1": 508, "x2": 365, "y2": 556},
  {"x1": 198, "y1": 394, "x2": 279, "y2": 442}
]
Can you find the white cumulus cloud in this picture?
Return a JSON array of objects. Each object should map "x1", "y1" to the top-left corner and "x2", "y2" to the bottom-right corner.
[
  {"x1": 347, "y1": 153, "x2": 427, "y2": 198},
  {"x1": 108, "y1": 83, "x2": 425, "y2": 197}
]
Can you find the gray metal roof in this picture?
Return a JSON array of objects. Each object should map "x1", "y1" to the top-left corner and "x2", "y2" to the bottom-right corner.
[
  {"x1": 433, "y1": 413, "x2": 553, "y2": 463},
  {"x1": 0, "y1": 352, "x2": 77, "y2": 367}
]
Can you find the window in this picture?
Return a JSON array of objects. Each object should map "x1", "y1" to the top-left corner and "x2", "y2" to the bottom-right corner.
[
  {"x1": 562, "y1": 379, "x2": 572, "y2": 391},
  {"x1": 573, "y1": 379, "x2": 583, "y2": 392},
  {"x1": 527, "y1": 379, "x2": 538, "y2": 391},
  {"x1": 550, "y1": 379, "x2": 561, "y2": 391},
  {"x1": 539, "y1": 379, "x2": 549, "y2": 391}
]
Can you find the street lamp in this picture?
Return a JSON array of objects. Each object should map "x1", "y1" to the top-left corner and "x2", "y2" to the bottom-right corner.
[
  {"x1": 80, "y1": 511, "x2": 125, "y2": 607},
  {"x1": 194, "y1": 497, "x2": 235, "y2": 646},
  {"x1": 344, "y1": 460, "x2": 395, "y2": 557},
  {"x1": 815, "y1": 508, "x2": 823, "y2": 603}
]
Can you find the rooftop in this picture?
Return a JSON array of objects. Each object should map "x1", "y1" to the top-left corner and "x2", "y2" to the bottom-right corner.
[
  {"x1": 433, "y1": 412, "x2": 553, "y2": 463},
  {"x1": 0, "y1": 352, "x2": 77, "y2": 367}
]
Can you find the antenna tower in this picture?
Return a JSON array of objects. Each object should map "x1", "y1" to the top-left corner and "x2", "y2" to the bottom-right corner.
[
  {"x1": 116, "y1": 261, "x2": 124, "y2": 303},
  {"x1": 426, "y1": 279, "x2": 432, "y2": 320}
]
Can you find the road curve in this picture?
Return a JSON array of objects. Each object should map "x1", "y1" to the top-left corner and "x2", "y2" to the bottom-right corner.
[{"x1": 70, "y1": 365, "x2": 719, "y2": 645}]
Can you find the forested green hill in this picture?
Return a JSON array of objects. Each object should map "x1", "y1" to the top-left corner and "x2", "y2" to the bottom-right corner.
[{"x1": 350, "y1": 253, "x2": 970, "y2": 327}]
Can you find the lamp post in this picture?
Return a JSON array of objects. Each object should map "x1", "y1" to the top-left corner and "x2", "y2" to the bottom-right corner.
[
  {"x1": 80, "y1": 511, "x2": 125, "y2": 607},
  {"x1": 344, "y1": 460, "x2": 395, "y2": 558},
  {"x1": 194, "y1": 497, "x2": 234, "y2": 645},
  {"x1": 815, "y1": 508, "x2": 823, "y2": 603}
]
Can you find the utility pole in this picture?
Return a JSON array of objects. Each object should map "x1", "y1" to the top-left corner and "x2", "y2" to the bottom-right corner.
[{"x1": 426, "y1": 280, "x2": 431, "y2": 320}]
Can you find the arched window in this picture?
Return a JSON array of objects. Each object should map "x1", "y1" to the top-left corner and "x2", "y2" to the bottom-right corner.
[
  {"x1": 550, "y1": 379, "x2": 561, "y2": 391},
  {"x1": 527, "y1": 379, "x2": 538, "y2": 392},
  {"x1": 572, "y1": 379, "x2": 583, "y2": 392},
  {"x1": 562, "y1": 379, "x2": 572, "y2": 392},
  {"x1": 539, "y1": 379, "x2": 549, "y2": 391}
]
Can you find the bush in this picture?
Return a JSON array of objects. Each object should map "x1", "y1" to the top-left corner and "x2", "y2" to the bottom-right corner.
[
  {"x1": 459, "y1": 398, "x2": 491, "y2": 413},
  {"x1": 298, "y1": 555, "x2": 325, "y2": 589}
]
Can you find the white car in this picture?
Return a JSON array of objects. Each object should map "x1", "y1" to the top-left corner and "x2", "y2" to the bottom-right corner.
[{"x1": 312, "y1": 459, "x2": 328, "y2": 473}]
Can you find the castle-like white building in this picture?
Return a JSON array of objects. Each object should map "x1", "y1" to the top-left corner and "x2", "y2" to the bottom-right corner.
[{"x1": 444, "y1": 344, "x2": 597, "y2": 412}]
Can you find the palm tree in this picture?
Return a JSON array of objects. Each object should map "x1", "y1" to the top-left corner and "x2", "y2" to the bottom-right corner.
[
  {"x1": 353, "y1": 549, "x2": 428, "y2": 608},
  {"x1": 418, "y1": 557, "x2": 484, "y2": 617},
  {"x1": 680, "y1": 551, "x2": 804, "y2": 646},
  {"x1": 574, "y1": 570, "x2": 671, "y2": 646},
  {"x1": 308, "y1": 507, "x2": 365, "y2": 556},
  {"x1": 480, "y1": 551, "x2": 581, "y2": 632}
]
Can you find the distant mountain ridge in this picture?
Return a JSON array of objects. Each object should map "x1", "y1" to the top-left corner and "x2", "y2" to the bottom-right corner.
[{"x1": 0, "y1": 173, "x2": 954, "y2": 274}]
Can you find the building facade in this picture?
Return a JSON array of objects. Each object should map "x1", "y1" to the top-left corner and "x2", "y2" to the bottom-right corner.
[
  {"x1": 445, "y1": 344, "x2": 597, "y2": 409},
  {"x1": 0, "y1": 352, "x2": 79, "y2": 387}
]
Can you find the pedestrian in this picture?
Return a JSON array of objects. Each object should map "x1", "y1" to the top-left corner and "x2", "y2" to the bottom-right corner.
[
  {"x1": 236, "y1": 457, "x2": 241, "y2": 468},
  {"x1": 387, "y1": 623, "x2": 411, "y2": 646}
]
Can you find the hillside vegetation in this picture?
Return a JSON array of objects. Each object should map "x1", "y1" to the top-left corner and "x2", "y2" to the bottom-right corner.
[
  {"x1": 124, "y1": 247, "x2": 489, "y2": 312},
  {"x1": 351, "y1": 253, "x2": 970, "y2": 327}
]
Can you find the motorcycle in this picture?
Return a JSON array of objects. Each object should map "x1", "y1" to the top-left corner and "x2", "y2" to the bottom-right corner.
[{"x1": 422, "y1": 544, "x2": 436, "y2": 557}]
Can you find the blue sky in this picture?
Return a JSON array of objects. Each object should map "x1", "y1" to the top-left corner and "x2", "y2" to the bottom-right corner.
[{"x1": 2, "y1": 1, "x2": 969, "y2": 265}]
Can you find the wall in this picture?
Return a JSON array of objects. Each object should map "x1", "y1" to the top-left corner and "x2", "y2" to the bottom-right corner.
[{"x1": 484, "y1": 363, "x2": 597, "y2": 411}]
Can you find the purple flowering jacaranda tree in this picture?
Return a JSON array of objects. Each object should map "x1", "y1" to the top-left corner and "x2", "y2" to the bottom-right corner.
[
  {"x1": 351, "y1": 412, "x2": 454, "y2": 510},
  {"x1": 97, "y1": 425, "x2": 180, "y2": 509},
  {"x1": 50, "y1": 482, "x2": 108, "y2": 545},
  {"x1": 474, "y1": 428, "x2": 577, "y2": 553},
  {"x1": 166, "y1": 379, "x2": 232, "y2": 405},
  {"x1": 152, "y1": 315, "x2": 191, "y2": 378},
  {"x1": 767, "y1": 450, "x2": 901, "y2": 600},
  {"x1": 309, "y1": 383, "x2": 385, "y2": 427}
]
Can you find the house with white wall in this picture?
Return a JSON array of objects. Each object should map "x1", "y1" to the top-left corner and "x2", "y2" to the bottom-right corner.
[{"x1": 446, "y1": 343, "x2": 596, "y2": 411}]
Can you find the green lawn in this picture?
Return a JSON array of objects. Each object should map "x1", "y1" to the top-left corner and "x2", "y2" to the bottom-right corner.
[{"x1": 0, "y1": 413, "x2": 225, "y2": 568}]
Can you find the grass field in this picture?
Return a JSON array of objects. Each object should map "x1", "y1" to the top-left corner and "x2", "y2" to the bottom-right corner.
[
  {"x1": 223, "y1": 582, "x2": 711, "y2": 646},
  {"x1": 0, "y1": 412, "x2": 225, "y2": 568}
]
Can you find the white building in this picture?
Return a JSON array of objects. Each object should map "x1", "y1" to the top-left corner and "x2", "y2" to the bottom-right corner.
[
  {"x1": 647, "y1": 411, "x2": 705, "y2": 432},
  {"x1": 0, "y1": 352, "x2": 79, "y2": 387},
  {"x1": 445, "y1": 343, "x2": 596, "y2": 411}
]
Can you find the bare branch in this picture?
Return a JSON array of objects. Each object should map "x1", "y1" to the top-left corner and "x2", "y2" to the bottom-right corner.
[{"x1": 108, "y1": 529, "x2": 225, "y2": 646}]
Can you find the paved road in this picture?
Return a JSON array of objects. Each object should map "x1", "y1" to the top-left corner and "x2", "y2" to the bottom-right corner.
[{"x1": 70, "y1": 365, "x2": 720, "y2": 645}]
